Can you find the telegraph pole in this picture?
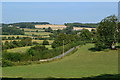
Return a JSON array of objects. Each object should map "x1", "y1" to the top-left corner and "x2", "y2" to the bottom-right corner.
[{"x1": 63, "y1": 40, "x2": 64, "y2": 56}]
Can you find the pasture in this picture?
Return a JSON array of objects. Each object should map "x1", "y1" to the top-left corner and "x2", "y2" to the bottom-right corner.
[
  {"x1": 25, "y1": 32, "x2": 52, "y2": 36},
  {"x1": 21, "y1": 28, "x2": 44, "y2": 32},
  {"x1": 2, "y1": 28, "x2": 52, "y2": 39},
  {"x1": 1, "y1": 35, "x2": 32, "y2": 38},
  {"x1": 32, "y1": 40, "x2": 53, "y2": 44},
  {"x1": 7, "y1": 45, "x2": 52, "y2": 53},
  {"x1": 2, "y1": 44, "x2": 118, "y2": 78}
]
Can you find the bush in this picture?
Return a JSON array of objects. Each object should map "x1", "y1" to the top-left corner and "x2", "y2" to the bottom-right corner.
[
  {"x1": 33, "y1": 41, "x2": 39, "y2": 45},
  {"x1": 2, "y1": 59, "x2": 14, "y2": 67},
  {"x1": 3, "y1": 52, "x2": 22, "y2": 62},
  {"x1": 42, "y1": 40, "x2": 49, "y2": 45}
]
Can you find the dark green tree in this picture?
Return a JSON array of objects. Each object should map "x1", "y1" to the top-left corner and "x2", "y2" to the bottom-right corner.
[
  {"x1": 79, "y1": 29, "x2": 92, "y2": 41},
  {"x1": 42, "y1": 40, "x2": 49, "y2": 45},
  {"x1": 45, "y1": 27, "x2": 53, "y2": 32},
  {"x1": 95, "y1": 15, "x2": 118, "y2": 50},
  {"x1": 36, "y1": 30, "x2": 39, "y2": 32}
]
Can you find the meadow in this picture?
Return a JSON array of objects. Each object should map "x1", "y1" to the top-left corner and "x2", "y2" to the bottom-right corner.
[
  {"x1": 25, "y1": 32, "x2": 51, "y2": 36},
  {"x1": 21, "y1": 28, "x2": 44, "y2": 32},
  {"x1": 7, "y1": 45, "x2": 52, "y2": 53},
  {"x1": 2, "y1": 44, "x2": 118, "y2": 78},
  {"x1": 1, "y1": 35, "x2": 32, "y2": 38},
  {"x1": 1, "y1": 28, "x2": 52, "y2": 39}
]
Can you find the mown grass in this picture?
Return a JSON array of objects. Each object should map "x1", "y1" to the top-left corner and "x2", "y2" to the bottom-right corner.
[
  {"x1": 2, "y1": 44, "x2": 118, "y2": 78},
  {"x1": 25, "y1": 32, "x2": 52, "y2": 36}
]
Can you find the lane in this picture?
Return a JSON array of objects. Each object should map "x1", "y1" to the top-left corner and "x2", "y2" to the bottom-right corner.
[{"x1": 39, "y1": 47, "x2": 76, "y2": 62}]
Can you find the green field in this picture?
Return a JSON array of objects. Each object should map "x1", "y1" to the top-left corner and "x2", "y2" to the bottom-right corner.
[
  {"x1": 1, "y1": 35, "x2": 32, "y2": 38},
  {"x1": 21, "y1": 28, "x2": 44, "y2": 32},
  {"x1": 7, "y1": 45, "x2": 52, "y2": 53},
  {"x1": 2, "y1": 44, "x2": 118, "y2": 78},
  {"x1": 25, "y1": 32, "x2": 52, "y2": 36},
  {"x1": 2, "y1": 28, "x2": 52, "y2": 38}
]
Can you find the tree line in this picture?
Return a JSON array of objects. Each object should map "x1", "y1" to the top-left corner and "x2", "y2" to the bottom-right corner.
[
  {"x1": 2, "y1": 38, "x2": 33, "y2": 50},
  {"x1": 2, "y1": 26, "x2": 24, "y2": 35},
  {"x1": 2, "y1": 15, "x2": 120, "y2": 67},
  {"x1": 64, "y1": 22, "x2": 98, "y2": 28},
  {"x1": 2, "y1": 38, "x2": 49, "y2": 50},
  {"x1": 2, "y1": 40, "x2": 85, "y2": 67}
]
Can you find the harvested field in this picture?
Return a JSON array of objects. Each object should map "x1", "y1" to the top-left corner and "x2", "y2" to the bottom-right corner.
[
  {"x1": 35, "y1": 24, "x2": 67, "y2": 30},
  {"x1": 73, "y1": 27, "x2": 96, "y2": 31},
  {"x1": 35, "y1": 25, "x2": 96, "y2": 31}
]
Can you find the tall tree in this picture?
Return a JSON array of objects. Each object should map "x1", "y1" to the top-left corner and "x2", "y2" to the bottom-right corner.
[
  {"x1": 79, "y1": 29, "x2": 92, "y2": 41},
  {"x1": 95, "y1": 15, "x2": 118, "y2": 50}
]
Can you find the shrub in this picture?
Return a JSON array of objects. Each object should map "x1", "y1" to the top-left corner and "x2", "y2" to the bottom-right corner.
[
  {"x1": 2, "y1": 59, "x2": 14, "y2": 67},
  {"x1": 42, "y1": 40, "x2": 49, "y2": 45}
]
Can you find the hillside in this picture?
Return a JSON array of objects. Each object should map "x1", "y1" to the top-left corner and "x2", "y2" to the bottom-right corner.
[
  {"x1": 2, "y1": 44, "x2": 118, "y2": 78},
  {"x1": 35, "y1": 24, "x2": 96, "y2": 31}
]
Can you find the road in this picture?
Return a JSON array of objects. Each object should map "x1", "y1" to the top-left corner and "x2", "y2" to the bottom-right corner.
[{"x1": 39, "y1": 47, "x2": 76, "y2": 62}]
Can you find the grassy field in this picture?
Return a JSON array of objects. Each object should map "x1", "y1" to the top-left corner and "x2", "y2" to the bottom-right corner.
[
  {"x1": 2, "y1": 44, "x2": 118, "y2": 78},
  {"x1": 7, "y1": 45, "x2": 52, "y2": 53},
  {"x1": 7, "y1": 46, "x2": 33, "y2": 53},
  {"x1": 21, "y1": 28, "x2": 44, "y2": 32},
  {"x1": 25, "y1": 32, "x2": 52, "y2": 36},
  {"x1": 1, "y1": 28, "x2": 52, "y2": 39},
  {"x1": 32, "y1": 40, "x2": 53, "y2": 44},
  {"x1": 1, "y1": 35, "x2": 32, "y2": 38}
]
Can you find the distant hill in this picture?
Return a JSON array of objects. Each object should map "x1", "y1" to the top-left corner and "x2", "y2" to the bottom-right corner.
[{"x1": 35, "y1": 24, "x2": 96, "y2": 31}]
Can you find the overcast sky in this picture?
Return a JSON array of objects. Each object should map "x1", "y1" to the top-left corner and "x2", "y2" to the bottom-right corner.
[{"x1": 2, "y1": 2, "x2": 118, "y2": 24}]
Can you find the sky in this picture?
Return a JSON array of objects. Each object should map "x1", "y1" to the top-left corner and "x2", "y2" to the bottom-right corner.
[{"x1": 2, "y1": 2, "x2": 118, "y2": 24}]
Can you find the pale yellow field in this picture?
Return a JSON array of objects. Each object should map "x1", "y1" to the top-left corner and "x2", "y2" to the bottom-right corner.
[
  {"x1": 2, "y1": 40, "x2": 20, "y2": 44},
  {"x1": 73, "y1": 27, "x2": 96, "y2": 31},
  {"x1": 1, "y1": 35, "x2": 32, "y2": 38},
  {"x1": 35, "y1": 24, "x2": 67, "y2": 30},
  {"x1": 35, "y1": 24, "x2": 96, "y2": 31}
]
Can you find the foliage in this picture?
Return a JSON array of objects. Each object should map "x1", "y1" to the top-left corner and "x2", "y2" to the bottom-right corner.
[
  {"x1": 3, "y1": 52, "x2": 23, "y2": 62},
  {"x1": 64, "y1": 22, "x2": 98, "y2": 28},
  {"x1": 118, "y1": 22, "x2": 120, "y2": 42},
  {"x1": 2, "y1": 44, "x2": 118, "y2": 77},
  {"x1": 95, "y1": 15, "x2": 118, "y2": 50},
  {"x1": 79, "y1": 29, "x2": 92, "y2": 41},
  {"x1": 42, "y1": 40, "x2": 49, "y2": 45},
  {"x1": 63, "y1": 26, "x2": 74, "y2": 34},
  {"x1": 51, "y1": 33, "x2": 78, "y2": 48},
  {"x1": 2, "y1": 38, "x2": 33, "y2": 50},
  {"x1": 45, "y1": 27, "x2": 53, "y2": 32},
  {"x1": 28, "y1": 45, "x2": 48, "y2": 56},
  {"x1": 2, "y1": 59, "x2": 14, "y2": 67},
  {"x1": 2, "y1": 26, "x2": 24, "y2": 35}
]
